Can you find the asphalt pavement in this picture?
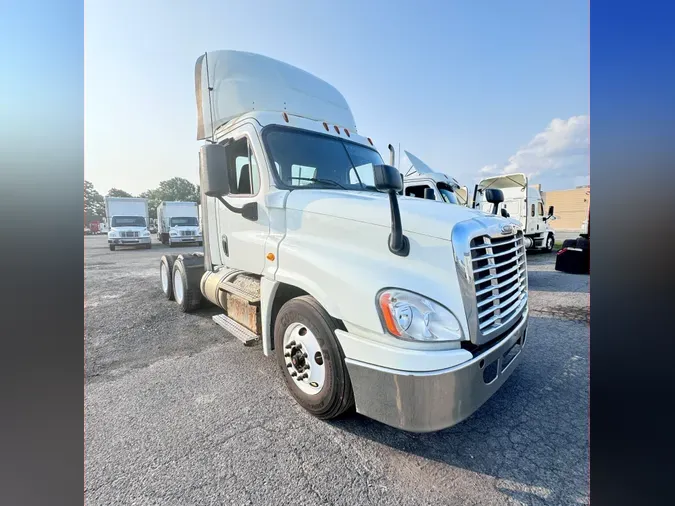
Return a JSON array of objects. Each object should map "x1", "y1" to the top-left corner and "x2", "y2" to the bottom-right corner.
[{"x1": 85, "y1": 235, "x2": 589, "y2": 506}]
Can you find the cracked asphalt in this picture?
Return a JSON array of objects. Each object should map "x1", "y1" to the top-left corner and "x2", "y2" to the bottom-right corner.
[{"x1": 85, "y1": 235, "x2": 589, "y2": 506}]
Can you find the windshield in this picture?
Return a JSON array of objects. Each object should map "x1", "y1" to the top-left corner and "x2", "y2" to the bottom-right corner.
[
  {"x1": 437, "y1": 183, "x2": 459, "y2": 205},
  {"x1": 264, "y1": 128, "x2": 385, "y2": 191},
  {"x1": 111, "y1": 216, "x2": 146, "y2": 227},
  {"x1": 170, "y1": 217, "x2": 199, "y2": 227}
]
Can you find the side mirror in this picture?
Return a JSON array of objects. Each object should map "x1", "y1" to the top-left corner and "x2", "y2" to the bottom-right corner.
[
  {"x1": 485, "y1": 188, "x2": 504, "y2": 215},
  {"x1": 501, "y1": 208, "x2": 510, "y2": 218},
  {"x1": 548, "y1": 205, "x2": 554, "y2": 217},
  {"x1": 374, "y1": 164, "x2": 403, "y2": 192},
  {"x1": 199, "y1": 143, "x2": 230, "y2": 197},
  {"x1": 424, "y1": 188, "x2": 436, "y2": 200}
]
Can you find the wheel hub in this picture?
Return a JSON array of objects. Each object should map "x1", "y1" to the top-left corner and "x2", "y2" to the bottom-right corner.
[{"x1": 282, "y1": 323, "x2": 326, "y2": 395}]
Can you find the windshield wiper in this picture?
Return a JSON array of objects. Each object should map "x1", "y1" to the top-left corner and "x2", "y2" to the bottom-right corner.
[{"x1": 291, "y1": 177, "x2": 347, "y2": 190}]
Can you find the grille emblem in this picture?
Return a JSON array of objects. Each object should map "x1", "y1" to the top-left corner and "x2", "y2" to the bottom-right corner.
[{"x1": 501, "y1": 224, "x2": 513, "y2": 235}]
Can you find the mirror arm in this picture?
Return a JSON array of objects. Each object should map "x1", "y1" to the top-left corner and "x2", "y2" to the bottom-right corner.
[
  {"x1": 387, "y1": 191, "x2": 410, "y2": 256},
  {"x1": 216, "y1": 196, "x2": 258, "y2": 221}
]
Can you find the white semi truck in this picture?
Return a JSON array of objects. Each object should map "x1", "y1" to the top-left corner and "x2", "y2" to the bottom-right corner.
[
  {"x1": 401, "y1": 150, "x2": 470, "y2": 206},
  {"x1": 105, "y1": 197, "x2": 152, "y2": 251},
  {"x1": 157, "y1": 201, "x2": 203, "y2": 247},
  {"x1": 159, "y1": 50, "x2": 529, "y2": 432},
  {"x1": 472, "y1": 174, "x2": 556, "y2": 252}
]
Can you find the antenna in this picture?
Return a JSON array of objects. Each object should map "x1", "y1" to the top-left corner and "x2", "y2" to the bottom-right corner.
[{"x1": 204, "y1": 52, "x2": 216, "y2": 144}]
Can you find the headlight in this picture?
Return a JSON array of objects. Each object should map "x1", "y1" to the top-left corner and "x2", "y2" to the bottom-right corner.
[
  {"x1": 377, "y1": 289, "x2": 463, "y2": 342},
  {"x1": 142, "y1": 230, "x2": 150, "y2": 236},
  {"x1": 109, "y1": 231, "x2": 118, "y2": 238},
  {"x1": 169, "y1": 231, "x2": 178, "y2": 237}
]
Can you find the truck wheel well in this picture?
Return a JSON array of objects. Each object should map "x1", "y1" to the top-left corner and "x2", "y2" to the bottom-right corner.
[{"x1": 269, "y1": 283, "x2": 345, "y2": 350}]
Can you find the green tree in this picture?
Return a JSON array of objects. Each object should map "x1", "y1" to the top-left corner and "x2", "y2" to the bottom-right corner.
[
  {"x1": 156, "y1": 177, "x2": 200, "y2": 202},
  {"x1": 84, "y1": 180, "x2": 105, "y2": 224},
  {"x1": 138, "y1": 188, "x2": 162, "y2": 220},
  {"x1": 107, "y1": 188, "x2": 133, "y2": 198}
]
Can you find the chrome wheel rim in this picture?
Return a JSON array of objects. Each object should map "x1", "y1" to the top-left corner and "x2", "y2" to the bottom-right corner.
[{"x1": 282, "y1": 322, "x2": 325, "y2": 395}]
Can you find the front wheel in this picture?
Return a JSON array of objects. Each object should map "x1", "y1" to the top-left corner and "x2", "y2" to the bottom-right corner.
[
  {"x1": 545, "y1": 234, "x2": 554, "y2": 252},
  {"x1": 274, "y1": 295, "x2": 354, "y2": 420},
  {"x1": 109, "y1": 244, "x2": 115, "y2": 251}
]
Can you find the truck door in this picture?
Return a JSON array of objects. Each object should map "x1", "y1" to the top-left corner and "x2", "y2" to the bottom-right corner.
[{"x1": 215, "y1": 125, "x2": 269, "y2": 274}]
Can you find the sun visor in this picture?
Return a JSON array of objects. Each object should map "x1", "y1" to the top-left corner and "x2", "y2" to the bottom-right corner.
[{"x1": 195, "y1": 50, "x2": 357, "y2": 140}]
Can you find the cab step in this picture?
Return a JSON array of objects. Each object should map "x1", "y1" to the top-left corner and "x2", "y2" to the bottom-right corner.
[{"x1": 212, "y1": 314, "x2": 260, "y2": 346}]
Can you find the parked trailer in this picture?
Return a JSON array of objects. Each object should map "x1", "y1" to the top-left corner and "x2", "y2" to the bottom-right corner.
[
  {"x1": 105, "y1": 197, "x2": 151, "y2": 251},
  {"x1": 157, "y1": 201, "x2": 203, "y2": 247},
  {"x1": 159, "y1": 50, "x2": 529, "y2": 432}
]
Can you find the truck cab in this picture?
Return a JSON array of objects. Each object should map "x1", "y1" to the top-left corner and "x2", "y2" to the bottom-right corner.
[
  {"x1": 401, "y1": 151, "x2": 470, "y2": 206},
  {"x1": 105, "y1": 197, "x2": 152, "y2": 251},
  {"x1": 157, "y1": 201, "x2": 203, "y2": 247},
  {"x1": 473, "y1": 174, "x2": 556, "y2": 251},
  {"x1": 159, "y1": 50, "x2": 529, "y2": 433}
]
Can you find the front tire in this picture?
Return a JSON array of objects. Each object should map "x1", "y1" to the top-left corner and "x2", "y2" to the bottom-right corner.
[
  {"x1": 545, "y1": 234, "x2": 554, "y2": 252},
  {"x1": 274, "y1": 295, "x2": 354, "y2": 420},
  {"x1": 109, "y1": 244, "x2": 115, "y2": 251}
]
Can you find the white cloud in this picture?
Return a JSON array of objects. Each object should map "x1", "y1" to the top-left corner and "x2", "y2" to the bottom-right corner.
[{"x1": 479, "y1": 115, "x2": 589, "y2": 189}]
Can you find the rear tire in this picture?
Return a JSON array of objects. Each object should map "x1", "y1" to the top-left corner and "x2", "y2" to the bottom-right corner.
[
  {"x1": 160, "y1": 255, "x2": 177, "y2": 300},
  {"x1": 109, "y1": 244, "x2": 115, "y2": 251},
  {"x1": 171, "y1": 255, "x2": 204, "y2": 313},
  {"x1": 274, "y1": 295, "x2": 354, "y2": 420}
]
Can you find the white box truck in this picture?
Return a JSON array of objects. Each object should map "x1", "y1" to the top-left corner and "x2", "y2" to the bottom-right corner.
[
  {"x1": 157, "y1": 201, "x2": 203, "y2": 247},
  {"x1": 105, "y1": 197, "x2": 151, "y2": 251},
  {"x1": 472, "y1": 175, "x2": 556, "y2": 252},
  {"x1": 159, "y1": 50, "x2": 529, "y2": 432}
]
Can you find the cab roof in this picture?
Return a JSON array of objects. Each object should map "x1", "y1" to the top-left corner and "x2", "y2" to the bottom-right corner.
[{"x1": 195, "y1": 50, "x2": 356, "y2": 140}]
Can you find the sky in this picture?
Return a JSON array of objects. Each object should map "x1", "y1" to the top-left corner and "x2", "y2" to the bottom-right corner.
[{"x1": 84, "y1": 0, "x2": 588, "y2": 195}]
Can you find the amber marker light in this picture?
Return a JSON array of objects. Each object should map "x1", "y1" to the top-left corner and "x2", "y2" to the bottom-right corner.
[{"x1": 378, "y1": 292, "x2": 402, "y2": 337}]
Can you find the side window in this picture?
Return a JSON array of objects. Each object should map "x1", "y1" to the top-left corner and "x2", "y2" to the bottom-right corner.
[
  {"x1": 531, "y1": 204, "x2": 535, "y2": 217},
  {"x1": 349, "y1": 163, "x2": 375, "y2": 186},
  {"x1": 404, "y1": 184, "x2": 431, "y2": 199},
  {"x1": 537, "y1": 202, "x2": 544, "y2": 216},
  {"x1": 291, "y1": 165, "x2": 317, "y2": 185},
  {"x1": 229, "y1": 137, "x2": 260, "y2": 195}
]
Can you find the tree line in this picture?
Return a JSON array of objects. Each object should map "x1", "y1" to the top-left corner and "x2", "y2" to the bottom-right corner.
[{"x1": 84, "y1": 177, "x2": 200, "y2": 224}]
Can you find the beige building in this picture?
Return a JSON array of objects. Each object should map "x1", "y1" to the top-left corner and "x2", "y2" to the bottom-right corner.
[{"x1": 541, "y1": 186, "x2": 590, "y2": 232}]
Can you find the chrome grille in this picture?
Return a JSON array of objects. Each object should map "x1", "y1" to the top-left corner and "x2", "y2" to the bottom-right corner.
[
  {"x1": 121, "y1": 231, "x2": 139, "y2": 238},
  {"x1": 180, "y1": 230, "x2": 195, "y2": 237},
  {"x1": 470, "y1": 231, "x2": 527, "y2": 337}
]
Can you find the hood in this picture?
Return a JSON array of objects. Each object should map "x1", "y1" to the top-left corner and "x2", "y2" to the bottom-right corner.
[{"x1": 285, "y1": 190, "x2": 494, "y2": 240}]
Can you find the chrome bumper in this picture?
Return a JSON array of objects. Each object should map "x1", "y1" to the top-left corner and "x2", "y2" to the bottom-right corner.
[
  {"x1": 108, "y1": 237, "x2": 151, "y2": 244},
  {"x1": 345, "y1": 311, "x2": 528, "y2": 433}
]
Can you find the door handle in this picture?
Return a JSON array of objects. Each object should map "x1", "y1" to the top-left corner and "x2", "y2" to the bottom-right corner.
[{"x1": 222, "y1": 235, "x2": 229, "y2": 256}]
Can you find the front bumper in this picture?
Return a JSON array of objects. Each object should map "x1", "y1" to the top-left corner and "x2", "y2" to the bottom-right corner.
[
  {"x1": 170, "y1": 235, "x2": 202, "y2": 243},
  {"x1": 344, "y1": 311, "x2": 528, "y2": 432},
  {"x1": 108, "y1": 236, "x2": 151, "y2": 245}
]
